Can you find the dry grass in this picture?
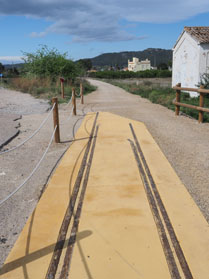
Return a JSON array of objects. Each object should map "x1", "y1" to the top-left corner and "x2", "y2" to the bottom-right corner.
[
  {"x1": 9, "y1": 77, "x2": 52, "y2": 94},
  {"x1": 5, "y1": 77, "x2": 96, "y2": 104}
]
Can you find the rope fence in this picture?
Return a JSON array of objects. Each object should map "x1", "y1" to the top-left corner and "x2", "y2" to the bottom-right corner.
[
  {"x1": 0, "y1": 103, "x2": 55, "y2": 155},
  {"x1": 0, "y1": 126, "x2": 57, "y2": 207},
  {"x1": 0, "y1": 81, "x2": 85, "y2": 206}
]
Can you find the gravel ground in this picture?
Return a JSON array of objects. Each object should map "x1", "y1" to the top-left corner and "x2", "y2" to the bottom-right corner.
[
  {"x1": 0, "y1": 80, "x2": 209, "y2": 267},
  {"x1": 0, "y1": 87, "x2": 50, "y2": 115},
  {"x1": 0, "y1": 113, "x2": 21, "y2": 149}
]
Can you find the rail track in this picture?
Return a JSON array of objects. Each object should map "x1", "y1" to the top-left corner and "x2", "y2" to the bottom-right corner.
[
  {"x1": 46, "y1": 113, "x2": 99, "y2": 279},
  {"x1": 128, "y1": 123, "x2": 193, "y2": 279}
]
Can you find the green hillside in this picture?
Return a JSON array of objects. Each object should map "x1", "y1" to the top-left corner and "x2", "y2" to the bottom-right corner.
[{"x1": 90, "y1": 48, "x2": 172, "y2": 68}]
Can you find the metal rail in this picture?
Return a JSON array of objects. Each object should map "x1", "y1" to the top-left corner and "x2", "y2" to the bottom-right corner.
[
  {"x1": 46, "y1": 112, "x2": 99, "y2": 279},
  {"x1": 129, "y1": 123, "x2": 193, "y2": 279}
]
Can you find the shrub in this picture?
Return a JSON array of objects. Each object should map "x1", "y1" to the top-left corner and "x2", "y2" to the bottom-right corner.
[
  {"x1": 198, "y1": 73, "x2": 209, "y2": 89},
  {"x1": 88, "y1": 69, "x2": 171, "y2": 79},
  {"x1": 23, "y1": 45, "x2": 79, "y2": 81}
]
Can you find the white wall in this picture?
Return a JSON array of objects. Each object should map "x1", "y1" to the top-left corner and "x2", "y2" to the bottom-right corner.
[
  {"x1": 134, "y1": 63, "x2": 150, "y2": 72},
  {"x1": 199, "y1": 44, "x2": 209, "y2": 79},
  {"x1": 172, "y1": 32, "x2": 199, "y2": 96},
  {"x1": 128, "y1": 57, "x2": 151, "y2": 72}
]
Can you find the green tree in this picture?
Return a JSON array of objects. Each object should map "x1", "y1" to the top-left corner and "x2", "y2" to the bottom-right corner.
[
  {"x1": 168, "y1": 60, "x2": 172, "y2": 67},
  {"x1": 198, "y1": 72, "x2": 209, "y2": 89},
  {"x1": 157, "y1": 63, "x2": 168, "y2": 70},
  {"x1": 0, "y1": 63, "x2": 5, "y2": 73},
  {"x1": 6, "y1": 67, "x2": 19, "y2": 77},
  {"x1": 23, "y1": 45, "x2": 79, "y2": 80},
  {"x1": 77, "y1": 59, "x2": 92, "y2": 71}
]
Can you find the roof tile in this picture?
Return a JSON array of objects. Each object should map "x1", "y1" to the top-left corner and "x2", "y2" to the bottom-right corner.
[{"x1": 184, "y1": 26, "x2": 209, "y2": 44}]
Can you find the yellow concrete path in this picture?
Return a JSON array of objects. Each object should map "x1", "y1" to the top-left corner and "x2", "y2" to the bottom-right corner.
[{"x1": 1, "y1": 112, "x2": 209, "y2": 279}]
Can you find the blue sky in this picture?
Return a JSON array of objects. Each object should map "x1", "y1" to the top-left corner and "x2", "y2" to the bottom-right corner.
[{"x1": 0, "y1": 0, "x2": 209, "y2": 64}]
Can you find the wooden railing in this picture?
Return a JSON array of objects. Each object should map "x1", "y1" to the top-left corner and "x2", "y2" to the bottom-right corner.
[{"x1": 172, "y1": 83, "x2": 209, "y2": 123}]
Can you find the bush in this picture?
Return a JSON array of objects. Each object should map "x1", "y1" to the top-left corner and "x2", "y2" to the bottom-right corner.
[
  {"x1": 198, "y1": 73, "x2": 209, "y2": 89},
  {"x1": 23, "y1": 45, "x2": 79, "y2": 81},
  {"x1": 157, "y1": 70, "x2": 172, "y2": 78},
  {"x1": 2, "y1": 45, "x2": 96, "y2": 103},
  {"x1": 88, "y1": 69, "x2": 171, "y2": 79}
]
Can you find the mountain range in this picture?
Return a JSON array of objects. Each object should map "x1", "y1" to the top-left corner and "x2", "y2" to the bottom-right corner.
[
  {"x1": 90, "y1": 48, "x2": 172, "y2": 68},
  {"x1": 2, "y1": 48, "x2": 173, "y2": 69}
]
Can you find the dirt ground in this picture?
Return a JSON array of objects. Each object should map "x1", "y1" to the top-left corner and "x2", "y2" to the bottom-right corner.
[{"x1": 0, "y1": 79, "x2": 209, "y2": 267}]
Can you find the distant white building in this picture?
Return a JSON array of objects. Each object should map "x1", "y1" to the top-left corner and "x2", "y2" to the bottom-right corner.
[
  {"x1": 128, "y1": 57, "x2": 151, "y2": 72},
  {"x1": 172, "y1": 26, "x2": 209, "y2": 96}
]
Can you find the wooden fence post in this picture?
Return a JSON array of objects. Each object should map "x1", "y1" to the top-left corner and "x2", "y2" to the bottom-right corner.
[
  {"x1": 198, "y1": 85, "x2": 204, "y2": 123},
  {"x1": 60, "y1": 78, "x2": 65, "y2": 99},
  {"x1": 72, "y1": 88, "x2": 77, "y2": 115},
  {"x1": 80, "y1": 83, "x2": 84, "y2": 104},
  {"x1": 52, "y1": 97, "x2": 60, "y2": 143},
  {"x1": 175, "y1": 82, "x2": 181, "y2": 116}
]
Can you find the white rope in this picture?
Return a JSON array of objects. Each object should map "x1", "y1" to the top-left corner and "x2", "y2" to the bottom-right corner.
[
  {"x1": 60, "y1": 108, "x2": 74, "y2": 126},
  {"x1": 60, "y1": 96, "x2": 75, "y2": 125},
  {"x1": 64, "y1": 96, "x2": 72, "y2": 107},
  {"x1": 0, "y1": 126, "x2": 57, "y2": 207},
  {"x1": 0, "y1": 103, "x2": 55, "y2": 155}
]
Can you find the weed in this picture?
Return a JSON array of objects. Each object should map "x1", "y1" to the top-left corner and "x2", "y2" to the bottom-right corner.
[
  {"x1": 108, "y1": 81, "x2": 209, "y2": 122},
  {"x1": 5, "y1": 77, "x2": 96, "y2": 104}
]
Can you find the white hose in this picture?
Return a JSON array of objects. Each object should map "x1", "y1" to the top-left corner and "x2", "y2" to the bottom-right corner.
[
  {"x1": 0, "y1": 103, "x2": 55, "y2": 155},
  {"x1": 0, "y1": 126, "x2": 57, "y2": 207}
]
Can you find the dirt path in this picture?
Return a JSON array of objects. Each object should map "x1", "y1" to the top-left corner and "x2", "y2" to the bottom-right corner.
[{"x1": 0, "y1": 80, "x2": 209, "y2": 267}]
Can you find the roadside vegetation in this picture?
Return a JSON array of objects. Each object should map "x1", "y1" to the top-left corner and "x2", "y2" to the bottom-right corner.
[
  {"x1": 0, "y1": 46, "x2": 96, "y2": 103},
  {"x1": 88, "y1": 69, "x2": 172, "y2": 79},
  {"x1": 108, "y1": 80, "x2": 209, "y2": 122},
  {"x1": 6, "y1": 77, "x2": 96, "y2": 104}
]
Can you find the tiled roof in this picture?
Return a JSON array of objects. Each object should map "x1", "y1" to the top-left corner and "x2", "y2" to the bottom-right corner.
[{"x1": 184, "y1": 26, "x2": 209, "y2": 44}]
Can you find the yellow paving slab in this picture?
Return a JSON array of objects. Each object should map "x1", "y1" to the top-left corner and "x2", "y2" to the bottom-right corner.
[{"x1": 1, "y1": 112, "x2": 209, "y2": 279}]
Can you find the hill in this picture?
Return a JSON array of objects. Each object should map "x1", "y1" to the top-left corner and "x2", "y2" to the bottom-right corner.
[
  {"x1": 90, "y1": 48, "x2": 172, "y2": 68},
  {"x1": 4, "y1": 63, "x2": 24, "y2": 69},
  {"x1": 3, "y1": 48, "x2": 172, "y2": 70}
]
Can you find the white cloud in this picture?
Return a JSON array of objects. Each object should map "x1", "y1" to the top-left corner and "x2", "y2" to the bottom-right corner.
[
  {"x1": 0, "y1": 56, "x2": 24, "y2": 62},
  {"x1": 0, "y1": 0, "x2": 209, "y2": 42},
  {"x1": 30, "y1": 31, "x2": 46, "y2": 37}
]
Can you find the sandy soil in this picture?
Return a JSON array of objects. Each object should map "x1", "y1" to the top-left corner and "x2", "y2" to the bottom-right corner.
[{"x1": 0, "y1": 79, "x2": 209, "y2": 267}]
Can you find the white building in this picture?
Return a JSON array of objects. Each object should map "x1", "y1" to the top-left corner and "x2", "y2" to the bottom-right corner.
[
  {"x1": 128, "y1": 57, "x2": 151, "y2": 72},
  {"x1": 172, "y1": 26, "x2": 209, "y2": 96}
]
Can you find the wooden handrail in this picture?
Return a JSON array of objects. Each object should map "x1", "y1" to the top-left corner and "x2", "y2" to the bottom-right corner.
[
  {"x1": 173, "y1": 86, "x2": 209, "y2": 94},
  {"x1": 173, "y1": 101, "x2": 209, "y2": 113},
  {"x1": 173, "y1": 83, "x2": 209, "y2": 123}
]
